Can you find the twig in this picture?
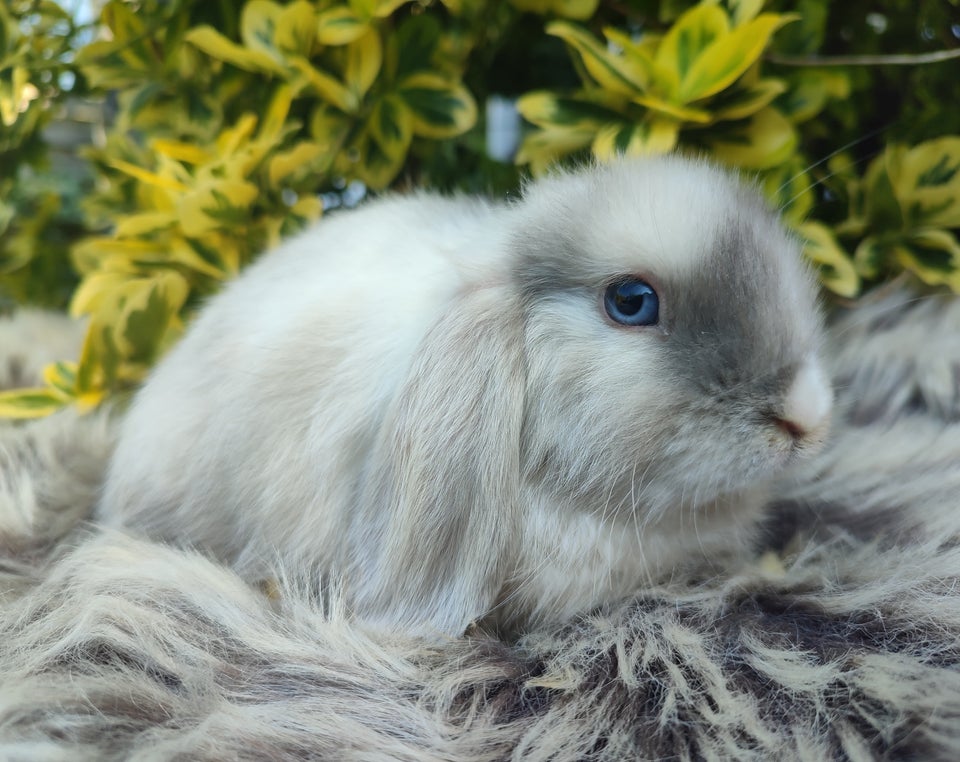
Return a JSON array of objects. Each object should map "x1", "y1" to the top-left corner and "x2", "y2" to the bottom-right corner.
[{"x1": 766, "y1": 48, "x2": 960, "y2": 67}]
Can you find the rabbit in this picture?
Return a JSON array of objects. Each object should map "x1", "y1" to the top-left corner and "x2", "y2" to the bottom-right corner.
[{"x1": 97, "y1": 155, "x2": 832, "y2": 637}]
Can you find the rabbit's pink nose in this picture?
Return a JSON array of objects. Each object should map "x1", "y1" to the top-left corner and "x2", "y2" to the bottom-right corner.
[{"x1": 778, "y1": 361, "x2": 832, "y2": 442}]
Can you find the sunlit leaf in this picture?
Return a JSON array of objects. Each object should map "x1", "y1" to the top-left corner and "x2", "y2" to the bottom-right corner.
[
  {"x1": 344, "y1": 29, "x2": 383, "y2": 99},
  {"x1": 185, "y1": 26, "x2": 286, "y2": 75},
  {"x1": 516, "y1": 128, "x2": 596, "y2": 174},
  {"x1": 796, "y1": 221, "x2": 860, "y2": 297},
  {"x1": 547, "y1": 21, "x2": 649, "y2": 97},
  {"x1": 656, "y1": 3, "x2": 729, "y2": 95},
  {"x1": 705, "y1": 107, "x2": 797, "y2": 170},
  {"x1": 710, "y1": 79, "x2": 786, "y2": 122},
  {"x1": 0, "y1": 388, "x2": 67, "y2": 419},
  {"x1": 275, "y1": 0, "x2": 316, "y2": 55},
  {"x1": 316, "y1": 6, "x2": 368, "y2": 45},
  {"x1": 680, "y1": 14, "x2": 796, "y2": 102},
  {"x1": 853, "y1": 235, "x2": 889, "y2": 279},
  {"x1": 896, "y1": 229, "x2": 960, "y2": 290},
  {"x1": 288, "y1": 56, "x2": 358, "y2": 112},
  {"x1": 631, "y1": 93, "x2": 711, "y2": 123},
  {"x1": 268, "y1": 141, "x2": 328, "y2": 185},
  {"x1": 516, "y1": 90, "x2": 626, "y2": 128},
  {"x1": 592, "y1": 119, "x2": 679, "y2": 160},
  {"x1": 397, "y1": 72, "x2": 477, "y2": 138}
]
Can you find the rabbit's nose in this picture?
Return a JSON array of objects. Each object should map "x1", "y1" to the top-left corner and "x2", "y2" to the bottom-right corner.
[{"x1": 776, "y1": 360, "x2": 832, "y2": 443}]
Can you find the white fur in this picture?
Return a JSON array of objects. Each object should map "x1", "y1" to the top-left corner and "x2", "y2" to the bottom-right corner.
[{"x1": 98, "y1": 156, "x2": 831, "y2": 635}]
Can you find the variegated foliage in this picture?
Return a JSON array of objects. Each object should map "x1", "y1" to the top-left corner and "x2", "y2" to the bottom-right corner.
[{"x1": 0, "y1": 0, "x2": 958, "y2": 418}]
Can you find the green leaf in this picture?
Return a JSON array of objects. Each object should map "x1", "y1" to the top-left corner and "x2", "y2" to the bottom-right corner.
[
  {"x1": 656, "y1": 4, "x2": 729, "y2": 92},
  {"x1": 547, "y1": 21, "x2": 649, "y2": 97},
  {"x1": 680, "y1": 14, "x2": 796, "y2": 102},
  {"x1": 275, "y1": 0, "x2": 317, "y2": 55},
  {"x1": 710, "y1": 79, "x2": 786, "y2": 122},
  {"x1": 288, "y1": 56, "x2": 358, "y2": 112},
  {"x1": 853, "y1": 236, "x2": 890, "y2": 279},
  {"x1": 896, "y1": 229, "x2": 960, "y2": 289},
  {"x1": 796, "y1": 221, "x2": 860, "y2": 298},
  {"x1": 591, "y1": 118, "x2": 679, "y2": 160},
  {"x1": 705, "y1": 107, "x2": 797, "y2": 170},
  {"x1": 316, "y1": 6, "x2": 369, "y2": 45},
  {"x1": 343, "y1": 29, "x2": 382, "y2": 99},
  {"x1": 516, "y1": 91, "x2": 626, "y2": 129},
  {"x1": 185, "y1": 26, "x2": 286, "y2": 75},
  {"x1": 393, "y1": 15, "x2": 441, "y2": 79},
  {"x1": 0, "y1": 388, "x2": 67, "y2": 419},
  {"x1": 893, "y1": 137, "x2": 960, "y2": 228},
  {"x1": 516, "y1": 128, "x2": 595, "y2": 174},
  {"x1": 397, "y1": 72, "x2": 476, "y2": 138}
]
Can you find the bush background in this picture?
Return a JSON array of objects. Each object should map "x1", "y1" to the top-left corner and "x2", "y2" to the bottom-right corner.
[{"x1": 0, "y1": 0, "x2": 958, "y2": 416}]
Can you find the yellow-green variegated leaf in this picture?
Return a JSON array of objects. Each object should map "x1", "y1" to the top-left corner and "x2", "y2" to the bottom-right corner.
[
  {"x1": 113, "y1": 211, "x2": 178, "y2": 238},
  {"x1": 341, "y1": 96, "x2": 413, "y2": 189},
  {"x1": 368, "y1": 95, "x2": 414, "y2": 160},
  {"x1": 853, "y1": 236, "x2": 889, "y2": 279},
  {"x1": 592, "y1": 118, "x2": 679, "y2": 161},
  {"x1": 705, "y1": 107, "x2": 796, "y2": 170},
  {"x1": 310, "y1": 105, "x2": 353, "y2": 154},
  {"x1": 258, "y1": 84, "x2": 296, "y2": 146},
  {"x1": 892, "y1": 137, "x2": 960, "y2": 228},
  {"x1": 275, "y1": 0, "x2": 316, "y2": 55},
  {"x1": 896, "y1": 229, "x2": 960, "y2": 290},
  {"x1": 710, "y1": 79, "x2": 786, "y2": 122},
  {"x1": 777, "y1": 70, "x2": 850, "y2": 124},
  {"x1": 516, "y1": 128, "x2": 596, "y2": 175},
  {"x1": 166, "y1": 237, "x2": 233, "y2": 280},
  {"x1": 240, "y1": 0, "x2": 285, "y2": 58},
  {"x1": 108, "y1": 158, "x2": 189, "y2": 193},
  {"x1": 288, "y1": 56, "x2": 358, "y2": 112},
  {"x1": 114, "y1": 271, "x2": 190, "y2": 361},
  {"x1": 397, "y1": 73, "x2": 476, "y2": 139},
  {"x1": 547, "y1": 21, "x2": 649, "y2": 97},
  {"x1": 150, "y1": 139, "x2": 213, "y2": 165},
  {"x1": 337, "y1": 119, "x2": 407, "y2": 190},
  {"x1": 516, "y1": 90, "x2": 627, "y2": 129},
  {"x1": 728, "y1": 0, "x2": 765, "y2": 25},
  {"x1": 372, "y1": 0, "x2": 410, "y2": 17},
  {"x1": 655, "y1": 3, "x2": 729, "y2": 98},
  {"x1": 796, "y1": 221, "x2": 860, "y2": 298},
  {"x1": 552, "y1": 0, "x2": 601, "y2": 20},
  {"x1": 316, "y1": 6, "x2": 369, "y2": 45},
  {"x1": 73, "y1": 237, "x2": 176, "y2": 279},
  {"x1": 268, "y1": 141, "x2": 329, "y2": 185},
  {"x1": 0, "y1": 388, "x2": 67, "y2": 419},
  {"x1": 42, "y1": 360, "x2": 78, "y2": 400},
  {"x1": 679, "y1": 14, "x2": 796, "y2": 102},
  {"x1": 344, "y1": 29, "x2": 383, "y2": 99},
  {"x1": 631, "y1": 93, "x2": 711, "y2": 123},
  {"x1": 185, "y1": 26, "x2": 286, "y2": 76},
  {"x1": 178, "y1": 177, "x2": 260, "y2": 238},
  {"x1": 70, "y1": 271, "x2": 139, "y2": 318}
]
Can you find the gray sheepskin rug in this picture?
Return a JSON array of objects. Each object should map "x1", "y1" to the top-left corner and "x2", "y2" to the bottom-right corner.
[{"x1": 3, "y1": 290, "x2": 960, "y2": 761}]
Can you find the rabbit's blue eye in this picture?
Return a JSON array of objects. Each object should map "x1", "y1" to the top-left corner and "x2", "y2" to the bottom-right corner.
[{"x1": 604, "y1": 279, "x2": 659, "y2": 326}]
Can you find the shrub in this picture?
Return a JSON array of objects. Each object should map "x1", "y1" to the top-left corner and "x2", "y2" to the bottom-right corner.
[{"x1": 0, "y1": 0, "x2": 958, "y2": 417}]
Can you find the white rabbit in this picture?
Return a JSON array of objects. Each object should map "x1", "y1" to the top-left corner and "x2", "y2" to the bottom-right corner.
[{"x1": 98, "y1": 156, "x2": 832, "y2": 636}]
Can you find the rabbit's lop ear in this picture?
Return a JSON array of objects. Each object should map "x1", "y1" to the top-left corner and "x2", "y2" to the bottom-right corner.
[{"x1": 356, "y1": 287, "x2": 525, "y2": 635}]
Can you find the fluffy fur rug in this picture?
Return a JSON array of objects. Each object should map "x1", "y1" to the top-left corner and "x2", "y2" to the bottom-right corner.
[{"x1": 2, "y1": 291, "x2": 960, "y2": 760}]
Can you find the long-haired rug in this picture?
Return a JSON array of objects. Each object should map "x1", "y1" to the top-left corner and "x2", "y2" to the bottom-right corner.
[{"x1": 2, "y1": 290, "x2": 960, "y2": 761}]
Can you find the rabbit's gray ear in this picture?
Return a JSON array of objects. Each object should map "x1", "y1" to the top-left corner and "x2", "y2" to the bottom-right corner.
[{"x1": 357, "y1": 287, "x2": 526, "y2": 635}]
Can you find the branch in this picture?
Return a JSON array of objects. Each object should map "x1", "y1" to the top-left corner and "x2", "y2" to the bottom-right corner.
[{"x1": 766, "y1": 48, "x2": 960, "y2": 67}]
